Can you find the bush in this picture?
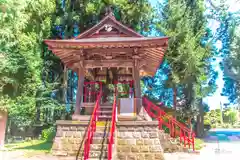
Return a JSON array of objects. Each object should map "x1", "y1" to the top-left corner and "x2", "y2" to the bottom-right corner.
[
  {"x1": 195, "y1": 138, "x2": 205, "y2": 150},
  {"x1": 41, "y1": 126, "x2": 56, "y2": 142}
]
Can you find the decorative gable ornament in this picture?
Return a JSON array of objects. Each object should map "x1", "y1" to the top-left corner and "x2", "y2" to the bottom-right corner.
[{"x1": 104, "y1": 24, "x2": 113, "y2": 32}]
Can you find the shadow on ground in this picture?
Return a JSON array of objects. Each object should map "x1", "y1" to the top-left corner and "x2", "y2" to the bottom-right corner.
[{"x1": 13, "y1": 141, "x2": 53, "y2": 152}]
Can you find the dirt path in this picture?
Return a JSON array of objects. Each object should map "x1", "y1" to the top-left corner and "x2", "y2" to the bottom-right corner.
[{"x1": 1, "y1": 142, "x2": 240, "y2": 160}]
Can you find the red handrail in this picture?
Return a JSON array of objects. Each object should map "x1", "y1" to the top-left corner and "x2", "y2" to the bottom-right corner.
[
  {"x1": 142, "y1": 96, "x2": 195, "y2": 151},
  {"x1": 84, "y1": 92, "x2": 102, "y2": 159},
  {"x1": 108, "y1": 96, "x2": 117, "y2": 160}
]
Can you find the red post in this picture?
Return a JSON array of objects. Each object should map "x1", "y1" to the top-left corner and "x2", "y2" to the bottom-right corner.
[
  {"x1": 0, "y1": 111, "x2": 7, "y2": 148},
  {"x1": 158, "y1": 118, "x2": 162, "y2": 130},
  {"x1": 84, "y1": 83, "x2": 86, "y2": 103},
  {"x1": 192, "y1": 133, "x2": 195, "y2": 151},
  {"x1": 183, "y1": 131, "x2": 186, "y2": 147}
]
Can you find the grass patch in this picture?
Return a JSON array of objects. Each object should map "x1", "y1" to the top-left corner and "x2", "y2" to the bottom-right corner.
[
  {"x1": 4, "y1": 140, "x2": 53, "y2": 156},
  {"x1": 195, "y1": 138, "x2": 205, "y2": 150}
]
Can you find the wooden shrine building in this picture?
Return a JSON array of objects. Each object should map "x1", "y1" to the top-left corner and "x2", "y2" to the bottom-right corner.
[{"x1": 44, "y1": 12, "x2": 168, "y2": 120}]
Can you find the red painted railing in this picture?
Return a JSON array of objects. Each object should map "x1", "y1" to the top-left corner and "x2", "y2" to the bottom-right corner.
[
  {"x1": 108, "y1": 96, "x2": 117, "y2": 160},
  {"x1": 83, "y1": 82, "x2": 102, "y2": 103},
  {"x1": 142, "y1": 96, "x2": 195, "y2": 151},
  {"x1": 84, "y1": 92, "x2": 102, "y2": 159}
]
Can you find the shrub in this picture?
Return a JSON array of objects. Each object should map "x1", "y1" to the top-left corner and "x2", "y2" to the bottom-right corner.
[
  {"x1": 195, "y1": 138, "x2": 205, "y2": 150},
  {"x1": 41, "y1": 126, "x2": 56, "y2": 142}
]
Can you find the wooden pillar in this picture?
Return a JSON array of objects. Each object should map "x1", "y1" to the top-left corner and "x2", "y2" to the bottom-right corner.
[
  {"x1": 74, "y1": 67, "x2": 85, "y2": 115},
  {"x1": 133, "y1": 60, "x2": 142, "y2": 114},
  {"x1": 63, "y1": 65, "x2": 68, "y2": 101}
]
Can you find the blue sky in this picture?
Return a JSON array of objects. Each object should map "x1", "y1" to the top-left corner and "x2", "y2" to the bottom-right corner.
[{"x1": 149, "y1": 0, "x2": 240, "y2": 110}]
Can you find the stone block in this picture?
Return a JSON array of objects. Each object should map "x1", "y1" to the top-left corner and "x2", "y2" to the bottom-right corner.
[
  {"x1": 127, "y1": 154, "x2": 137, "y2": 160},
  {"x1": 119, "y1": 126, "x2": 128, "y2": 131},
  {"x1": 65, "y1": 131, "x2": 74, "y2": 137},
  {"x1": 61, "y1": 138, "x2": 69, "y2": 145},
  {"x1": 119, "y1": 146, "x2": 131, "y2": 153},
  {"x1": 154, "y1": 139, "x2": 161, "y2": 145},
  {"x1": 118, "y1": 132, "x2": 126, "y2": 138},
  {"x1": 76, "y1": 127, "x2": 83, "y2": 131},
  {"x1": 118, "y1": 153, "x2": 127, "y2": 160},
  {"x1": 74, "y1": 138, "x2": 83, "y2": 144},
  {"x1": 68, "y1": 150, "x2": 78, "y2": 156},
  {"x1": 149, "y1": 132, "x2": 158, "y2": 138},
  {"x1": 136, "y1": 154, "x2": 145, "y2": 160},
  {"x1": 154, "y1": 153, "x2": 165, "y2": 160},
  {"x1": 125, "y1": 132, "x2": 133, "y2": 138},
  {"x1": 62, "y1": 126, "x2": 70, "y2": 131},
  {"x1": 126, "y1": 139, "x2": 136, "y2": 145},
  {"x1": 136, "y1": 139, "x2": 144, "y2": 145},
  {"x1": 73, "y1": 132, "x2": 81, "y2": 138},
  {"x1": 133, "y1": 132, "x2": 141, "y2": 138},
  {"x1": 52, "y1": 143, "x2": 59, "y2": 150},
  {"x1": 70, "y1": 126, "x2": 77, "y2": 131},
  {"x1": 140, "y1": 146, "x2": 149, "y2": 152},
  {"x1": 68, "y1": 138, "x2": 76, "y2": 144},
  {"x1": 127, "y1": 127, "x2": 135, "y2": 131},
  {"x1": 144, "y1": 153, "x2": 155, "y2": 160},
  {"x1": 141, "y1": 132, "x2": 149, "y2": 138},
  {"x1": 149, "y1": 145, "x2": 163, "y2": 152},
  {"x1": 54, "y1": 137, "x2": 61, "y2": 142},
  {"x1": 57, "y1": 126, "x2": 62, "y2": 131},
  {"x1": 89, "y1": 151, "x2": 101, "y2": 158},
  {"x1": 144, "y1": 139, "x2": 154, "y2": 145},
  {"x1": 52, "y1": 150, "x2": 68, "y2": 156},
  {"x1": 118, "y1": 139, "x2": 127, "y2": 145},
  {"x1": 131, "y1": 146, "x2": 140, "y2": 153},
  {"x1": 135, "y1": 127, "x2": 144, "y2": 131},
  {"x1": 56, "y1": 131, "x2": 63, "y2": 137},
  {"x1": 144, "y1": 126, "x2": 152, "y2": 131}
]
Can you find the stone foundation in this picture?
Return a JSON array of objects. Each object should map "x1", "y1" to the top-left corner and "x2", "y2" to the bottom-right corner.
[
  {"x1": 52, "y1": 120, "x2": 88, "y2": 157},
  {"x1": 117, "y1": 121, "x2": 165, "y2": 160},
  {"x1": 52, "y1": 120, "x2": 184, "y2": 160}
]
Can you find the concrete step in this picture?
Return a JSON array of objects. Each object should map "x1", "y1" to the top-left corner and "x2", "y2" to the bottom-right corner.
[
  {"x1": 94, "y1": 131, "x2": 110, "y2": 138},
  {"x1": 91, "y1": 137, "x2": 109, "y2": 144},
  {"x1": 96, "y1": 121, "x2": 111, "y2": 127},
  {"x1": 97, "y1": 110, "x2": 112, "y2": 115},
  {"x1": 98, "y1": 115, "x2": 112, "y2": 120},
  {"x1": 90, "y1": 144, "x2": 108, "y2": 151},
  {"x1": 100, "y1": 105, "x2": 113, "y2": 109},
  {"x1": 78, "y1": 151, "x2": 109, "y2": 159}
]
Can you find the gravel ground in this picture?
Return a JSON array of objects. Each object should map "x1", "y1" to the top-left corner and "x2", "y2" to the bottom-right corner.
[{"x1": 164, "y1": 142, "x2": 240, "y2": 160}]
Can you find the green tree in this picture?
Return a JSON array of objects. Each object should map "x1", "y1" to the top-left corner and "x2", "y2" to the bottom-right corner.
[
  {"x1": 223, "y1": 108, "x2": 238, "y2": 125},
  {"x1": 204, "y1": 109, "x2": 222, "y2": 128},
  {"x1": 155, "y1": 0, "x2": 214, "y2": 137},
  {"x1": 0, "y1": 0, "x2": 56, "y2": 127}
]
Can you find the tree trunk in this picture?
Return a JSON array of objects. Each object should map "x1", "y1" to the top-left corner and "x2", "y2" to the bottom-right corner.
[
  {"x1": 173, "y1": 87, "x2": 177, "y2": 137},
  {"x1": 196, "y1": 99, "x2": 204, "y2": 138}
]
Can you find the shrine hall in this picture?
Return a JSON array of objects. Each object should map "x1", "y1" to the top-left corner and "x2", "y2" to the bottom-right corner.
[
  {"x1": 44, "y1": 12, "x2": 196, "y2": 160},
  {"x1": 44, "y1": 12, "x2": 168, "y2": 120}
]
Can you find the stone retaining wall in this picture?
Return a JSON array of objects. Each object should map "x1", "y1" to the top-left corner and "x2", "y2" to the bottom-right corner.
[
  {"x1": 52, "y1": 120, "x2": 182, "y2": 160},
  {"x1": 52, "y1": 120, "x2": 88, "y2": 157},
  {"x1": 117, "y1": 121, "x2": 165, "y2": 160}
]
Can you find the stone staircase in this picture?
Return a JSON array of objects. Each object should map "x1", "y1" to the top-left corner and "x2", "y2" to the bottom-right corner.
[
  {"x1": 97, "y1": 104, "x2": 113, "y2": 121},
  {"x1": 80, "y1": 104, "x2": 115, "y2": 160},
  {"x1": 159, "y1": 130, "x2": 193, "y2": 153}
]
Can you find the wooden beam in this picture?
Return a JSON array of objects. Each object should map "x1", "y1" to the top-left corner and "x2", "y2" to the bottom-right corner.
[{"x1": 84, "y1": 60, "x2": 134, "y2": 68}]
